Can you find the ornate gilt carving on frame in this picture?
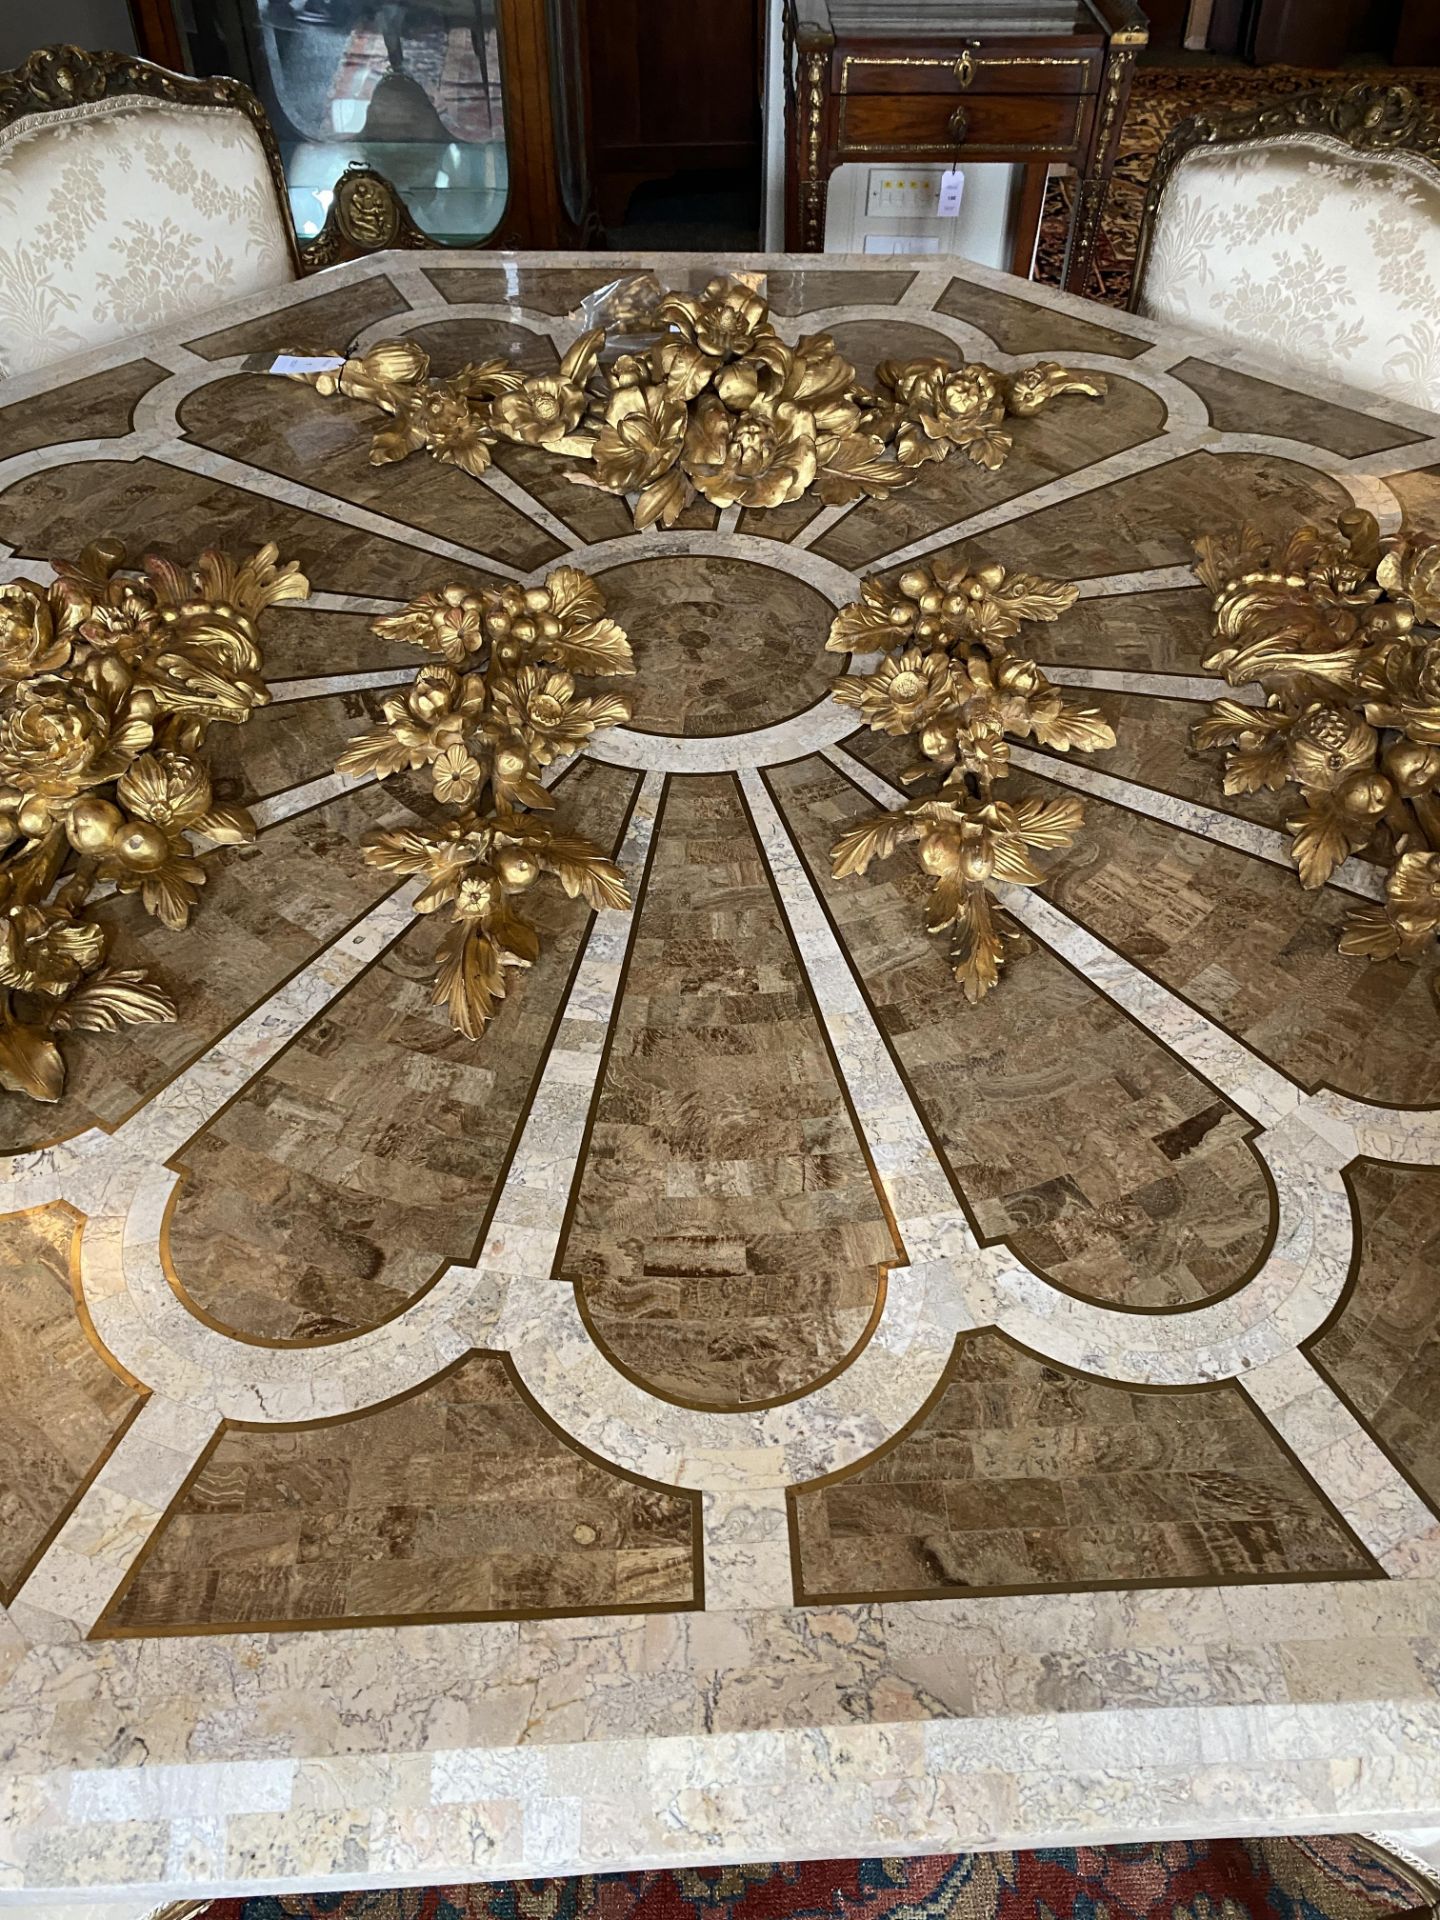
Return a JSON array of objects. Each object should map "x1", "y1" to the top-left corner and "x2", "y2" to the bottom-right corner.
[{"x1": 1130, "y1": 82, "x2": 1440, "y2": 315}]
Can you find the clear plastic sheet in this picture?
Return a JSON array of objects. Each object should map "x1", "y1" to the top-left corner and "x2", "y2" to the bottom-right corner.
[{"x1": 575, "y1": 270, "x2": 768, "y2": 358}]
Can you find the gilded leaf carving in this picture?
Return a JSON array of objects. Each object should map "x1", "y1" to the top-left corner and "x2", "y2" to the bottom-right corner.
[
  {"x1": 280, "y1": 274, "x2": 1107, "y2": 529},
  {"x1": 1192, "y1": 514, "x2": 1440, "y2": 1003},
  {"x1": 826, "y1": 560, "x2": 1115, "y2": 1002},
  {"x1": 335, "y1": 568, "x2": 635, "y2": 1042},
  {"x1": 0, "y1": 541, "x2": 306, "y2": 1102}
]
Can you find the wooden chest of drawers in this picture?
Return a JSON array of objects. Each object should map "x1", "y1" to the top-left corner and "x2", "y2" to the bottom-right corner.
[{"x1": 783, "y1": 0, "x2": 1147, "y2": 292}]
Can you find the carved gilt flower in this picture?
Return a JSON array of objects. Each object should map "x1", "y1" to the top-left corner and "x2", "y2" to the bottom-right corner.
[{"x1": 0, "y1": 583, "x2": 71, "y2": 683}]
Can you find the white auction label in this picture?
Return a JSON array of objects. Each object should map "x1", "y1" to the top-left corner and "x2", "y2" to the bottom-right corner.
[
  {"x1": 938, "y1": 169, "x2": 965, "y2": 219},
  {"x1": 269, "y1": 353, "x2": 347, "y2": 374}
]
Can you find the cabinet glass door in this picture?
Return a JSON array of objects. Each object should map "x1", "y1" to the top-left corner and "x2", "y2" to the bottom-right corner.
[{"x1": 180, "y1": 0, "x2": 510, "y2": 243}]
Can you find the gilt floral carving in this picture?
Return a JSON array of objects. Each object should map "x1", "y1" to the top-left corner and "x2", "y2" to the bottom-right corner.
[
  {"x1": 0, "y1": 541, "x2": 306, "y2": 1102},
  {"x1": 825, "y1": 560, "x2": 1116, "y2": 1001},
  {"x1": 284, "y1": 275, "x2": 1107, "y2": 530},
  {"x1": 1192, "y1": 512, "x2": 1440, "y2": 1001},
  {"x1": 335, "y1": 567, "x2": 634, "y2": 1040}
]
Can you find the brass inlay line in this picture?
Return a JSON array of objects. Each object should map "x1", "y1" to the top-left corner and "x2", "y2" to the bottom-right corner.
[{"x1": 838, "y1": 51, "x2": 1092, "y2": 93}]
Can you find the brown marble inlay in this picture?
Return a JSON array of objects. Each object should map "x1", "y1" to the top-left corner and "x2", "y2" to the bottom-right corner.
[
  {"x1": 969, "y1": 453, "x2": 1355, "y2": 583},
  {"x1": 99, "y1": 1353, "x2": 698, "y2": 1635},
  {"x1": 0, "y1": 1205, "x2": 143, "y2": 1604},
  {"x1": 565, "y1": 775, "x2": 891, "y2": 1408},
  {"x1": 0, "y1": 458, "x2": 510, "y2": 598},
  {"x1": 1021, "y1": 692, "x2": 1291, "y2": 831},
  {"x1": 901, "y1": 454, "x2": 1348, "y2": 589},
  {"x1": 1004, "y1": 764, "x2": 1440, "y2": 1107},
  {"x1": 0, "y1": 783, "x2": 414, "y2": 1156},
  {"x1": 814, "y1": 377, "x2": 1167, "y2": 573},
  {"x1": 1172, "y1": 358, "x2": 1425, "y2": 458},
  {"x1": 790, "y1": 1329, "x2": 1375, "y2": 1601},
  {"x1": 826, "y1": 319, "x2": 978, "y2": 389},
  {"x1": 257, "y1": 607, "x2": 417, "y2": 681},
  {"x1": 202, "y1": 690, "x2": 376, "y2": 803},
  {"x1": 177, "y1": 376, "x2": 563, "y2": 571},
  {"x1": 766, "y1": 269, "x2": 916, "y2": 315},
  {"x1": 594, "y1": 556, "x2": 839, "y2": 737},
  {"x1": 937, "y1": 277, "x2": 1150, "y2": 360},
  {"x1": 1036, "y1": 588, "x2": 1214, "y2": 673},
  {"x1": 737, "y1": 496, "x2": 827, "y2": 544},
  {"x1": 0, "y1": 359, "x2": 165, "y2": 458},
  {"x1": 184, "y1": 274, "x2": 410, "y2": 359},
  {"x1": 769, "y1": 758, "x2": 1273, "y2": 1311},
  {"x1": 167, "y1": 762, "x2": 638, "y2": 1342},
  {"x1": 1310, "y1": 1161, "x2": 1440, "y2": 1511},
  {"x1": 1385, "y1": 465, "x2": 1440, "y2": 536}
]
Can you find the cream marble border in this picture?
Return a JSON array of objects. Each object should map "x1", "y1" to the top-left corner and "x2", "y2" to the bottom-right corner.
[{"x1": 2, "y1": 250, "x2": 1440, "y2": 1896}]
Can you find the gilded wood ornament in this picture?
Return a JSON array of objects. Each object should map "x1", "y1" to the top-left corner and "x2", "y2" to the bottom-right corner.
[
  {"x1": 335, "y1": 568, "x2": 634, "y2": 1040},
  {"x1": 284, "y1": 276, "x2": 1108, "y2": 530},
  {"x1": 0, "y1": 542, "x2": 308, "y2": 1102},
  {"x1": 1191, "y1": 513, "x2": 1440, "y2": 1004},
  {"x1": 826, "y1": 559, "x2": 1116, "y2": 1002}
]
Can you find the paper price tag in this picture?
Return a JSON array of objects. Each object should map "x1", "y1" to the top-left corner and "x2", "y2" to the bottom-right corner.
[
  {"x1": 268, "y1": 353, "x2": 347, "y2": 374},
  {"x1": 937, "y1": 168, "x2": 965, "y2": 219}
]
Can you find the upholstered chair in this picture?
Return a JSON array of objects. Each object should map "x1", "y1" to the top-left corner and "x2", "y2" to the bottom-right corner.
[
  {"x1": 1130, "y1": 83, "x2": 1440, "y2": 412},
  {"x1": 0, "y1": 45, "x2": 430, "y2": 379}
]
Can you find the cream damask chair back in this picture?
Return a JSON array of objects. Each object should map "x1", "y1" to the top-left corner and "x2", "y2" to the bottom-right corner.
[
  {"x1": 0, "y1": 44, "x2": 302, "y2": 379},
  {"x1": 1131, "y1": 83, "x2": 1440, "y2": 413}
]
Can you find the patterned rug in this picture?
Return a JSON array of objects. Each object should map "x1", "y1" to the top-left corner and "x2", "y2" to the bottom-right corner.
[
  {"x1": 1034, "y1": 63, "x2": 1440, "y2": 307},
  {"x1": 202, "y1": 1837, "x2": 1436, "y2": 1920}
]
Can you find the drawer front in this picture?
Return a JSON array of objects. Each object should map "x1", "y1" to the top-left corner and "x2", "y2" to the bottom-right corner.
[
  {"x1": 838, "y1": 90, "x2": 1089, "y2": 156},
  {"x1": 837, "y1": 48, "x2": 1100, "y2": 97}
]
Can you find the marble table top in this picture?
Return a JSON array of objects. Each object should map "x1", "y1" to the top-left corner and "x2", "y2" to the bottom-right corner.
[{"x1": 1, "y1": 249, "x2": 1439, "y2": 1900}]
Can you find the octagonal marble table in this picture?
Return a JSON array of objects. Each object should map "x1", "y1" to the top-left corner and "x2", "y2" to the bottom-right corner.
[{"x1": 2, "y1": 250, "x2": 1440, "y2": 1899}]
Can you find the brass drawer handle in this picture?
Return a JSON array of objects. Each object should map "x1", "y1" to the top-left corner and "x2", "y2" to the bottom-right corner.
[
  {"x1": 947, "y1": 104, "x2": 970, "y2": 143},
  {"x1": 955, "y1": 50, "x2": 975, "y2": 87}
]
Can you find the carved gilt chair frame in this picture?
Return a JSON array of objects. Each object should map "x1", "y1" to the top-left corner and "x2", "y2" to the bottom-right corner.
[
  {"x1": 1128, "y1": 80, "x2": 1440, "y2": 316},
  {"x1": 0, "y1": 44, "x2": 434, "y2": 276}
]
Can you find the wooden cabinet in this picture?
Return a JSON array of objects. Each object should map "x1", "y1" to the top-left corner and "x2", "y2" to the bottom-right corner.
[
  {"x1": 783, "y1": 0, "x2": 1147, "y2": 293},
  {"x1": 585, "y1": 0, "x2": 762, "y2": 227}
]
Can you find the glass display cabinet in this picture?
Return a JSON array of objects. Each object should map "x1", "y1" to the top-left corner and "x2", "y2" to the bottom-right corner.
[{"x1": 139, "y1": 0, "x2": 594, "y2": 247}]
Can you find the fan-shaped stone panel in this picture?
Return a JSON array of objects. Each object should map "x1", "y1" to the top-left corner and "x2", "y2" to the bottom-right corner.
[
  {"x1": 0, "y1": 357, "x2": 166, "y2": 457},
  {"x1": 1034, "y1": 588, "x2": 1215, "y2": 673},
  {"x1": 936, "y1": 277, "x2": 1151, "y2": 359},
  {"x1": 933, "y1": 452, "x2": 1355, "y2": 583},
  {"x1": 0, "y1": 782, "x2": 414, "y2": 1156},
  {"x1": 165, "y1": 762, "x2": 639, "y2": 1342},
  {"x1": 767, "y1": 758, "x2": 1274, "y2": 1311},
  {"x1": 594, "y1": 556, "x2": 842, "y2": 737},
  {"x1": 1171, "y1": 358, "x2": 1426, "y2": 457},
  {"x1": 0, "y1": 1205, "x2": 144, "y2": 1604},
  {"x1": 1309, "y1": 1162, "x2": 1440, "y2": 1512},
  {"x1": 813, "y1": 377, "x2": 1167, "y2": 572},
  {"x1": 0, "y1": 459, "x2": 513, "y2": 598},
  {"x1": 790, "y1": 1330, "x2": 1377, "y2": 1601},
  {"x1": 177, "y1": 376, "x2": 564, "y2": 569},
  {"x1": 1008, "y1": 764, "x2": 1440, "y2": 1106},
  {"x1": 96, "y1": 1352, "x2": 698, "y2": 1635},
  {"x1": 564, "y1": 775, "x2": 892, "y2": 1408},
  {"x1": 183, "y1": 273, "x2": 411, "y2": 359}
]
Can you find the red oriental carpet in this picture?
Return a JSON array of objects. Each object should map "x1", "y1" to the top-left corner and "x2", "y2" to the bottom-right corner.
[{"x1": 201, "y1": 1837, "x2": 1437, "y2": 1920}]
